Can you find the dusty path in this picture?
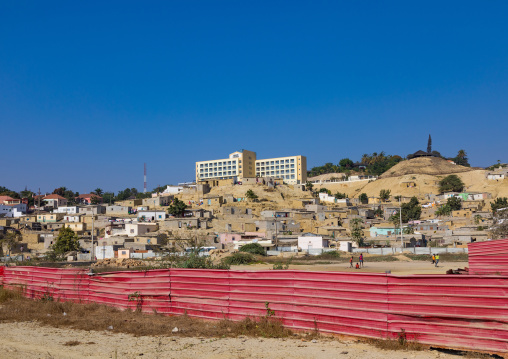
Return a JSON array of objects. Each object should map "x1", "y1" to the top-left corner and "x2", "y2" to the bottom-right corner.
[
  {"x1": 232, "y1": 260, "x2": 469, "y2": 275},
  {"x1": 0, "y1": 322, "x2": 460, "y2": 359}
]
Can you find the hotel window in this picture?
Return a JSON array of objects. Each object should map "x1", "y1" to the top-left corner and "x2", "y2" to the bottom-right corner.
[
  {"x1": 291, "y1": 164, "x2": 294, "y2": 168},
  {"x1": 291, "y1": 175, "x2": 295, "y2": 179},
  {"x1": 286, "y1": 159, "x2": 290, "y2": 163},
  {"x1": 271, "y1": 161, "x2": 274, "y2": 165},
  {"x1": 276, "y1": 160, "x2": 279, "y2": 164},
  {"x1": 291, "y1": 159, "x2": 295, "y2": 163}
]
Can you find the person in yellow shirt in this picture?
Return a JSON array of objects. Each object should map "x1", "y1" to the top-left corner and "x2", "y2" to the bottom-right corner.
[{"x1": 435, "y1": 254, "x2": 440, "y2": 267}]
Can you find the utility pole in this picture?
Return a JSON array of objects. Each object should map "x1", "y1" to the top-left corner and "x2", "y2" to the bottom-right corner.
[
  {"x1": 91, "y1": 213, "x2": 95, "y2": 262},
  {"x1": 399, "y1": 197, "x2": 403, "y2": 251}
]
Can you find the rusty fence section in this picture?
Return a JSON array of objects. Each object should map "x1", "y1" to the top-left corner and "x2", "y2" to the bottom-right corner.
[{"x1": 1, "y1": 266, "x2": 507, "y2": 353}]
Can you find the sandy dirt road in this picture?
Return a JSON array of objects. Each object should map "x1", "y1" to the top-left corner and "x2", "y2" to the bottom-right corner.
[
  {"x1": 0, "y1": 322, "x2": 462, "y2": 359},
  {"x1": 232, "y1": 260, "x2": 469, "y2": 275}
]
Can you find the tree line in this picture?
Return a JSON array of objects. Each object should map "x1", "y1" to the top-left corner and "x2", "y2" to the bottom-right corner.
[{"x1": 308, "y1": 149, "x2": 473, "y2": 178}]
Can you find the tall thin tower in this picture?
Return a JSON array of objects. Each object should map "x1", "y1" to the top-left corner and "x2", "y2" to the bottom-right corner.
[{"x1": 144, "y1": 163, "x2": 147, "y2": 193}]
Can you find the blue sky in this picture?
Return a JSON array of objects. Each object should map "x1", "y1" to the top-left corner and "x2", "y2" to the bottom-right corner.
[{"x1": 1, "y1": 1, "x2": 507, "y2": 194}]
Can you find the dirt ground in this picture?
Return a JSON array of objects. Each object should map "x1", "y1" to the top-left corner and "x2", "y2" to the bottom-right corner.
[
  {"x1": 232, "y1": 259, "x2": 469, "y2": 275},
  {"x1": 0, "y1": 322, "x2": 465, "y2": 359}
]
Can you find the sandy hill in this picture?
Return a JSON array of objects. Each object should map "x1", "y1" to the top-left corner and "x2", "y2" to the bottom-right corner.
[
  {"x1": 307, "y1": 173, "x2": 346, "y2": 182},
  {"x1": 314, "y1": 169, "x2": 508, "y2": 200},
  {"x1": 380, "y1": 157, "x2": 475, "y2": 178}
]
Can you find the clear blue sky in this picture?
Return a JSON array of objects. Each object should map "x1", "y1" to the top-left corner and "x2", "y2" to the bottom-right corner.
[{"x1": 1, "y1": 1, "x2": 507, "y2": 194}]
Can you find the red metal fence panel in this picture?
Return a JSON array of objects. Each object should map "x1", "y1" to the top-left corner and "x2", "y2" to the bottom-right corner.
[
  {"x1": 387, "y1": 274, "x2": 508, "y2": 353},
  {"x1": 169, "y1": 269, "x2": 230, "y2": 319},
  {"x1": 1, "y1": 266, "x2": 508, "y2": 353},
  {"x1": 469, "y1": 239, "x2": 508, "y2": 275}
]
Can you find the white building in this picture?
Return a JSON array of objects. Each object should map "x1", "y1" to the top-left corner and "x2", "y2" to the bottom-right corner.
[
  {"x1": 297, "y1": 233, "x2": 328, "y2": 253},
  {"x1": 0, "y1": 203, "x2": 27, "y2": 218},
  {"x1": 62, "y1": 214, "x2": 83, "y2": 223},
  {"x1": 42, "y1": 194, "x2": 67, "y2": 209},
  {"x1": 162, "y1": 186, "x2": 184, "y2": 195},
  {"x1": 137, "y1": 210, "x2": 167, "y2": 222},
  {"x1": 487, "y1": 168, "x2": 508, "y2": 180},
  {"x1": 54, "y1": 206, "x2": 80, "y2": 214},
  {"x1": 318, "y1": 192, "x2": 350, "y2": 205}
]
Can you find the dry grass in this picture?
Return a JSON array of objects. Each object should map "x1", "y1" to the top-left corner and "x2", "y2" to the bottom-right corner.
[
  {"x1": 405, "y1": 253, "x2": 469, "y2": 262},
  {"x1": 366, "y1": 337, "x2": 425, "y2": 351},
  {"x1": 0, "y1": 288, "x2": 293, "y2": 339}
]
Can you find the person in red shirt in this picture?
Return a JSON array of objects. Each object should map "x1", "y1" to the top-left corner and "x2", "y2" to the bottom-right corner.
[
  {"x1": 350, "y1": 256, "x2": 354, "y2": 268},
  {"x1": 355, "y1": 263, "x2": 360, "y2": 269}
]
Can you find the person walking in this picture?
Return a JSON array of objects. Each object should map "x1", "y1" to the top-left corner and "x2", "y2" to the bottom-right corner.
[
  {"x1": 359, "y1": 254, "x2": 364, "y2": 268},
  {"x1": 435, "y1": 254, "x2": 440, "y2": 267},
  {"x1": 350, "y1": 256, "x2": 354, "y2": 268},
  {"x1": 431, "y1": 254, "x2": 435, "y2": 264}
]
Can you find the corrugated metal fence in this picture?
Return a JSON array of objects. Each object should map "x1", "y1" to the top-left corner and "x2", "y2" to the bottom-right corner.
[
  {"x1": 469, "y1": 239, "x2": 508, "y2": 276},
  {"x1": 1, "y1": 266, "x2": 507, "y2": 353}
]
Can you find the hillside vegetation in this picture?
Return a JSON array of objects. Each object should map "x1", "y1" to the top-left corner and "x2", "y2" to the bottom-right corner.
[{"x1": 380, "y1": 157, "x2": 476, "y2": 178}]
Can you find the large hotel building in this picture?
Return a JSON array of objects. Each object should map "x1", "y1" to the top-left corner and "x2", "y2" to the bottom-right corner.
[{"x1": 195, "y1": 150, "x2": 307, "y2": 185}]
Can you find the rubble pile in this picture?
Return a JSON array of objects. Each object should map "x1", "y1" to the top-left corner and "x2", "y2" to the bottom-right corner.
[{"x1": 91, "y1": 258, "x2": 146, "y2": 268}]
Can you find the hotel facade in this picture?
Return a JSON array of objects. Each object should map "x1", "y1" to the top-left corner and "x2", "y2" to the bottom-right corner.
[{"x1": 196, "y1": 150, "x2": 307, "y2": 185}]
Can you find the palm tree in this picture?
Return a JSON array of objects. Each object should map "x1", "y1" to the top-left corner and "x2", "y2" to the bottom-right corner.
[
  {"x1": 457, "y1": 150, "x2": 467, "y2": 159},
  {"x1": 94, "y1": 188, "x2": 103, "y2": 196}
]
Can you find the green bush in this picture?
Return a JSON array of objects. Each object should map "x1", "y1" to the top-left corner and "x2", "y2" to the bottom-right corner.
[
  {"x1": 239, "y1": 243, "x2": 266, "y2": 256},
  {"x1": 177, "y1": 254, "x2": 230, "y2": 270},
  {"x1": 222, "y1": 252, "x2": 255, "y2": 265}
]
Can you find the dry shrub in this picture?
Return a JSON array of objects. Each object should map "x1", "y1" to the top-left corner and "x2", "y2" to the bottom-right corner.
[
  {"x1": 0, "y1": 286, "x2": 23, "y2": 303},
  {"x1": 63, "y1": 341, "x2": 81, "y2": 346},
  {"x1": 366, "y1": 337, "x2": 425, "y2": 351},
  {"x1": 0, "y1": 288, "x2": 293, "y2": 338}
]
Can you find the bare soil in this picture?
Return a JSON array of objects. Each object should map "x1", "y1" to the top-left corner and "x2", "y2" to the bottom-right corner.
[
  {"x1": 0, "y1": 321, "x2": 471, "y2": 359},
  {"x1": 233, "y1": 259, "x2": 469, "y2": 275}
]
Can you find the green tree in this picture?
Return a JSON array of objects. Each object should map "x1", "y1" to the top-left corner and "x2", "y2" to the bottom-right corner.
[
  {"x1": 453, "y1": 149, "x2": 470, "y2": 167},
  {"x1": 49, "y1": 227, "x2": 80, "y2": 259},
  {"x1": 338, "y1": 158, "x2": 354, "y2": 170},
  {"x1": 447, "y1": 196, "x2": 462, "y2": 211},
  {"x1": 245, "y1": 189, "x2": 258, "y2": 201},
  {"x1": 435, "y1": 204, "x2": 452, "y2": 217},
  {"x1": 102, "y1": 192, "x2": 115, "y2": 204},
  {"x1": 350, "y1": 218, "x2": 364, "y2": 246},
  {"x1": 305, "y1": 181, "x2": 314, "y2": 191},
  {"x1": 20, "y1": 190, "x2": 37, "y2": 207},
  {"x1": 390, "y1": 197, "x2": 422, "y2": 223},
  {"x1": 491, "y1": 197, "x2": 508, "y2": 214},
  {"x1": 0, "y1": 187, "x2": 20, "y2": 199},
  {"x1": 359, "y1": 193, "x2": 368, "y2": 204},
  {"x1": 239, "y1": 243, "x2": 265, "y2": 256},
  {"x1": 93, "y1": 188, "x2": 103, "y2": 196},
  {"x1": 90, "y1": 196, "x2": 101, "y2": 205},
  {"x1": 167, "y1": 198, "x2": 188, "y2": 217},
  {"x1": 438, "y1": 175, "x2": 465, "y2": 193},
  {"x1": 334, "y1": 192, "x2": 346, "y2": 199},
  {"x1": 379, "y1": 189, "x2": 391, "y2": 202}
]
